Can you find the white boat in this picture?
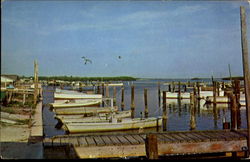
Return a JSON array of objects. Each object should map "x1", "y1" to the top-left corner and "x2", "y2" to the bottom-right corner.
[
  {"x1": 104, "y1": 83, "x2": 124, "y2": 86},
  {"x1": 161, "y1": 92, "x2": 190, "y2": 99},
  {"x1": 199, "y1": 90, "x2": 224, "y2": 99},
  {"x1": 63, "y1": 117, "x2": 162, "y2": 133},
  {"x1": 50, "y1": 99, "x2": 101, "y2": 108},
  {"x1": 54, "y1": 93, "x2": 102, "y2": 100},
  {"x1": 55, "y1": 110, "x2": 131, "y2": 124},
  {"x1": 205, "y1": 95, "x2": 246, "y2": 104},
  {"x1": 54, "y1": 106, "x2": 118, "y2": 115}
]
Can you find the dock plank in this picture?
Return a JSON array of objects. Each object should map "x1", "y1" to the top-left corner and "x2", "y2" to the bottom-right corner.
[
  {"x1": 77, "y1": 137, "x2": 88, "y2": 146},
  {"x1": 188, "y1": 132, "x2": 211, "y2": 142},
  {"x1": 93, "y1": 136, "x2": 106, "y2": 146},
  {"x1": 85, "y1": 136, "x2": 97, "y2": 146},
  {"x1": 109, "y1": 136, "x2": 122, "y2": 145},
  {"x1": 116, "y1": 135, "x2": 131, "y2": 145},
  {"x1": 123, "y1": 135, "x2": 139, "y2": 145},
  {"x1": 100, "y1": 136, "x2": 114, "y2": 145},
  {"x1": 131, "y1": 134, "x2": 145, "y2": 144},
  {"x1": 69, "y1": 137, "x2": 80, "y2": 146}
]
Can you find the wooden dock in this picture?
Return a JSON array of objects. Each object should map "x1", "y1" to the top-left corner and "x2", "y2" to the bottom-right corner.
[{"x1": 43, "y1": 129, "x2": 248, "y2": 159}]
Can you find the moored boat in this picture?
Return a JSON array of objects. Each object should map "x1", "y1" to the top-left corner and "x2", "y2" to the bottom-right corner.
[
  {"x1": 54, "y1": 106, "x2": 118, "y2": 115},
  {"x1": 63, "y1": 117, "x2": 162, "y2": 133},
  {"x1": 54, "y1": 93, "x2": 102, "y2": 100},
  {"x1": 50, "y1": 99, "x2": 101, "y2": 108}
]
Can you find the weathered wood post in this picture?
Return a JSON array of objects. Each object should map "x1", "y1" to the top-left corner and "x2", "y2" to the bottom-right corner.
[
  {"x1": 145, "y1": 134, "x2": 158, "y2": 159},
  {"x1": 240, "y1": 6, "x2": 250, "y2": 155},
  {"x1": 217, "y1": 82, "x2": 220, "y2": 96},
  {"x1": 162, "y1": 91, "x2": 167, "y2": 131},
  {"x1": 190, "y1": 101, "x2": 196, "y2": 130},
  {"x1": 144, "y1": 88, "x2": 149, "y2": 118},
  {"x1": 158, "y1": 82, "x2": 161, "y2": 107},
  {"x1": 172, "y1": 81, "x2": 175, "y2": 92},
  {"x1": 229, "y1": 93, "x2": 237, "y2": 130},
  {"x1": 113, "y1": 86, "x2": 117, "y2": 106},
  {"x1": 131, "y1": 85, "x2": 135, "y2": 119},
  {"x1": 102, "y1": 83, "x2": 105, "y2": 107},
  {"x1": 106, "y1": 85, "x2": 110, "y2": 106},
  {"x1": 213, "y1": 81, "x2": 217, "y2": 105},
  {"x1": 178, "y1": 81, "x2": 181, "y2": 100},
  {"x1": 121, "y1": 86, "x2": 125, "y2": 111},
  {"x1": 234, "y1": 80, "x2": 241, "y2": 128},
  {"x1": 97, "y1": 85, "x2": 100, "y2": 94},
  {"x1": 33, "y1": 60, "x2": 38, "y2": 105},
  {"x1": 197, "y1": 82, "x2": 200, "y2": 99}
]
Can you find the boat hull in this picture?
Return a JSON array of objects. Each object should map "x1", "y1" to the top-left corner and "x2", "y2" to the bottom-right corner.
[{"x1": 64, "y1": 117, "x2": 162, "y2": 133}]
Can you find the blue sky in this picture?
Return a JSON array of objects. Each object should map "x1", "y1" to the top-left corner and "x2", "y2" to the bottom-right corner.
[{"x1": 2, "y1": 0, "x2": 250, "y2": 78}]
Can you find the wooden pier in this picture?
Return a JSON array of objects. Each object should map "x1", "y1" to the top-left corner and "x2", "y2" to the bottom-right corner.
[{"x1": 43, "y1": 129, "x2": 248, "y2": 159}]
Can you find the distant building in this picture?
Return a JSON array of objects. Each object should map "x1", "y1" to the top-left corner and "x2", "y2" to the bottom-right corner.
[
  {"x1": 1, "y1": 74, "x2": 19, "y2": 82},
  {"x1": 1, "y1": 76, "x2": 14, "y2": 88}
]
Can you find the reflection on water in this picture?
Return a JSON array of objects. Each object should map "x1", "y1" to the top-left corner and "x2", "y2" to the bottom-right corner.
[{"x1": 42, "y1": 79, "x2": 247, "y2": 137}]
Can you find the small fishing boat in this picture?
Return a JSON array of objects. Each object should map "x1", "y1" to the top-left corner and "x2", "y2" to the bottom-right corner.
[
  {"x1": 63, "y1": 117, "x2": 162, "y2": 133},
  {"x1": 50, "y1": 99, "x2": 101, "y2": 108},
  {"x1": 205, "y1": 96, "x2": 229, "y2": 103},
  {"x1": 54, "y1": 93, "x2": 102, "y2": 100},
  {"x1": 54, "y1": 110, "x2": 132, "y2": 128},
  {"x1": 54, "y1": 106, "x2": 118, "y2": 115},
  {"x1": 104, "y1": 83, "x2": 124, "y2": 86},
  {"x1": 161, "y1": 92, "x2": 190, "y2": 99}
]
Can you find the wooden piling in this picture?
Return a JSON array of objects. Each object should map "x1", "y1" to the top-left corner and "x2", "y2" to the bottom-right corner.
[
  {"x1": 178, "y1": 81, "x2": 181, "y2": 100},
  {"x1": 240, "y1": 6, "x2": 250, "y2": 154},
  {"x1": 113, "y1": 87, "x2": 116, "y2": 106},
  {"x1": 145, "y1": 134, "x2": 158, "y2": 159},
  {"x1": 131, "y1": 85, "x2": 135, "y2": 119},
  {"x1": 213, "y1": 81, "x2": 217, "y2": 105},
  {"x1": 197, "y1": 82, "x2": 200, "y2": 99},
  {"x1": 144, "y1": 88, "x2": 149, "y2": 118},
  {"x1": 102, "y1": 83, "x2": 105, "y2": 107},
  {"x1": 190, "y1": 102, "x2": 196, "y2": 130},
  {"x1": 33, "y1": 60, "x2": 38, "y2": 105},
  {"x1": 158, "y1": 82, "x2": 161, "y2": 107},
  {"x1": 121, "y1": 87, "x2": 125, "y2": 111},
  {"x1": 229, "y1": 94, "x2": 238, "y2": 130},
  {"x1": 162, "y1": 91, "x2": 167, "y2": 131},
  {"x1": 234, "y1": 80, "x2": 241, "y2": 128}
]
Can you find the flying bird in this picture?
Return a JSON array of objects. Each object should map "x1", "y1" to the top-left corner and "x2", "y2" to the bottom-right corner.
[
  {"x1": 81, "y1": 56, "x2": 92, "y2": 65},
  {"x1": 118, "y1": 56, "x2": 122, "y2": 59}
]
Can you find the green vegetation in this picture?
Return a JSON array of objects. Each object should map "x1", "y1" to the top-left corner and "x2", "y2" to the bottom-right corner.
[{"x1": 36, "y1": 76, "x2": 137, "y2": 81}]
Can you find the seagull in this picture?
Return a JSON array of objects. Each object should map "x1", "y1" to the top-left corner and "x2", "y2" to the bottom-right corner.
[{"x1": 81, "y1": 56, "x2": 92, "y2": 65}]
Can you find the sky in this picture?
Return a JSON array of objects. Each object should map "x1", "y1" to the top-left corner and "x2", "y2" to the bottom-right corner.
[{"x1": 2, "y1": 0, "x2": 250, "y2": 79}]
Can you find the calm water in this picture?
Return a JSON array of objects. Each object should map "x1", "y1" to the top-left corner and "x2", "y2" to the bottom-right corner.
[{"x1": 42, "y1": 79, "x2": 247, "y2": 137}]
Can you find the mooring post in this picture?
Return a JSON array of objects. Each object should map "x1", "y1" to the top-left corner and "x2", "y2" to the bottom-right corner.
[
  {"x1": 33, "y1": 60, "x2": 38, "y2": 105},
  {"x1": 213, "y1": 81, "x2": 217, "y2": 105},
  {"x1": 178, "y1": 81, "x2": 181, "y2": 100},
  {"x1": 144, "y1": 88, "x2": 149, "y2": 118},
  {"x1": 113, "y1": 86, "x2": 117, "y2": 106},
  {"x1": 145, "y1": 134, "x2": 158, "y2": 159},
  {"x1": 102, "y1": 83, "x2": 105, "y2": 107},
  {"x1": 234, "y1": 80, "x2": 241, "y2": 128},
  {"x1": 162, "y1": 91, "x2": 167, "y2": 131},
  {"x1": 172, "y1": 81, "x2": 175, "y2": 92},
  {"x1": 190, "y1": 102, "x2": 196, "y2": 130},
  {"x1": 158, "y1": 82, "x2": 161, "y2": 107},
  {"x1": 197, "y1": 82, "x2": 200, "y2": 99},
  {"x1": 121, "y1": 86, "x2": 125, "y2": 111},
  {"x1": 229, "y1": 93, "x2": 238, "y2": 130},
  {"x1": 131, "y1": 85, "x2": 135, "y2": 119},
  {"x1": 217, "y1": 82, "x2": 220, "y2": 96},
  {"x1": 240, "y1": 6, "x2": 250, "y2": 156}
]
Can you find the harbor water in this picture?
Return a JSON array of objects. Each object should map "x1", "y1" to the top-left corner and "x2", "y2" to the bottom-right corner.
[{"x1": 42, "y1": 78, "x2": 247, "y2": 137}]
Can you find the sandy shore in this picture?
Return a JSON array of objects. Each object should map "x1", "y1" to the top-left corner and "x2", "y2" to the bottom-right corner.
[{"x1": 0, "y1": 124, "x2": 30, "y2": 142}]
